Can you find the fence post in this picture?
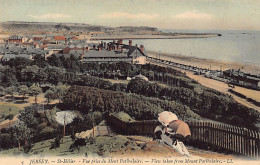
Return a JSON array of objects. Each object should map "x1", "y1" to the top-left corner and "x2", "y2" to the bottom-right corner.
[
  {"x1": 245, "y1": 129, "x2": 249, "y2": 157},
  {"x1": 107, "y1": 114, "x2": 260, "y2": 158},
  {"x1": 238, "y1": 127, "x2": 242, "y2": 155},
  {"x1": 232, "y1": 126, "x2": 237, "y2": 152},
  {"x1": 223, "y1": 124, "x2": 227, "y2": 150},
  {"x1": 249, "y1": 130, "x2": 253, "y2": 158},
  {"x1": 221, "y1": 124, "x2": 224, "y2": 149},
  {"x1": 227, "y1": 125, "x2": 231, "y2": 151},
  {"x1": 199, "y1": 121, "x2": 202, "y2": 141},
  {"x1": 256, "y1": 132, "x2": 260, "y2": 159},
  {"x1": 251, "y1": 130, "x2": 256, "y2": 158}
]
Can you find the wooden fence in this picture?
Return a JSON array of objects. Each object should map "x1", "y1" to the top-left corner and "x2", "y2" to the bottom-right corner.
[{"x1": 106, "y1": 114, "x2": 260, "y2": 159}]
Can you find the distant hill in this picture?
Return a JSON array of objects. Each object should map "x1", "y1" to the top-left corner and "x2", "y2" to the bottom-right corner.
[{"x1": 0, "y1": 21, "x2": 159, "y2": 33}]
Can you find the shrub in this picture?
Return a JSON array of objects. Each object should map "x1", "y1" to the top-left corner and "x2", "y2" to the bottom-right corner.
[
  {"x1": 69, "y1": 138, "x2": 86, "y2": 151},
  {"x1": 50, "y1": 135, "x2": 60, "y2": 149}
]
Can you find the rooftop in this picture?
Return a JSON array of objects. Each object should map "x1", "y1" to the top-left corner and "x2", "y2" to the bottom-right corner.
[{"x1": 54, "y1": 36, "x2": 66, "y2": 41}]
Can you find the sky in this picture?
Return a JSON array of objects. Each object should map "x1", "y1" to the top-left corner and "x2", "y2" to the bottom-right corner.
[{"x1": 0, "y1": 0, "x2": 259, "y2": 30}]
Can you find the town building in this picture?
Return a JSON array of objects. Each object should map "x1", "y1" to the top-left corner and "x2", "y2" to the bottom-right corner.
[
  {"x1": 8, "y1": 35, "x2": 24, "y2": 43},
  {"x1": 82, "y1": 40, "x2": 147, "y2": 64}
]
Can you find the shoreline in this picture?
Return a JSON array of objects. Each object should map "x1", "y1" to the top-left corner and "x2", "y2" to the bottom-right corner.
[
  {"x1": 146, "y1": 50, "x2": 260, "y2": 75},
  {"x1": 147, "y1": 57, "x2": 260, "y2": 111},
  {"x1": 91, "y1": 34, "x2": 219, "y2": 40}
]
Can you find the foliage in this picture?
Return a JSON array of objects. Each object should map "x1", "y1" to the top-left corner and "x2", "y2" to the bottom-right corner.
[
  {"x1": 50, "y1": 135, "x2": 61, "y2": 150},
  {"x1": 69, "y1": 139, "x2": 86, "y2": 152},
  {"x1": 4, "y1": 86, "x2": 17, "y2": 98},
  {"x1": 29, "y1": 84, "x2": 42, "y2": 103},
  {"x1": 126, "y1": 79, "x2": 260, "y2": 130},
  {"x1": 0, "y1": 133, "x2": 13, "y2": 149},
  {"x1": 45, "y1": 89, "x2": 56, "y2": 104},
  {"x1": 23, "y1": 142, "x2": 33, "y2": 153},
  {"x1": 44, "y1": 84, "x2": 70, "y2": 103},
  {"x1": 18, "y1": 85, "x2": 29, "y2": 101},
  {"x1": 4, "y1": 114, "x2": 14, "y2": 120},
  {"x1": 62, "y1": 86, "x2": 200, "y2": 120},
  {"x1": 2, "y1": 56, "x2": 259, "y2": 130}
]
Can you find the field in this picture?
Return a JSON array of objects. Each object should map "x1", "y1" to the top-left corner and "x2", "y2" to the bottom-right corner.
[{"x1": 0, "y1": 102, "x2": 21, "y2": 123}]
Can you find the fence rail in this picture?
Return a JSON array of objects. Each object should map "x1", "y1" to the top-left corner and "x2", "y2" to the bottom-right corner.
[{"x1": 106, "y1": 114, "x2": 260, "y2": 159}]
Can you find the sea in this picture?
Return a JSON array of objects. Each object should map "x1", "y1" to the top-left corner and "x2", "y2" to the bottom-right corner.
[{"x1": 118, "y1": 30, "x2": 260, "y2": 65}]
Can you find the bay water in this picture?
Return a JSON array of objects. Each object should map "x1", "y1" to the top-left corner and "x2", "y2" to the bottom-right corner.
[{"x1": 119, "y1": 30, "x2": 260, "y2": 65}]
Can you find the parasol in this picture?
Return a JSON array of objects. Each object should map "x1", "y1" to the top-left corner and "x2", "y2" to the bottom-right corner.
[
  {"x1": 168, "y1": 120, "x2": 191, "y2": 138},
  {"x1": 158, "y1": 111, "x2": 178, "y2": 126}
]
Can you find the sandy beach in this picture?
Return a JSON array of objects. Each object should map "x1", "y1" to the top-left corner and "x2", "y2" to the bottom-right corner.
[{"x1": 147, "y1": 51, "x2": 260, "y2": 75}]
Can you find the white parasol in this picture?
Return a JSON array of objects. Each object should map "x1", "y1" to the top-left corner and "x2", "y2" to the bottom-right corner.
[{"x1": 158, "y1": 111, "x2": 178, "y2": 126}]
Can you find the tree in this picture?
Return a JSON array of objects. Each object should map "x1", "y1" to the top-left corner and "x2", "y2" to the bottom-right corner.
[
  {"x1": 33, "y1": 54, "x2": 47, "y2": 68},
  {"x1": 29, "y1": 84, "x2": 42, "y2": 104},
  {"x1": 14, "y1": 106, "x2": 39, "y2": 150},
  {"x1": 55, "y1": 111, "x2": 76, "y2": 139},
  {"x1": 18, "y1": 85, "x2": 29, "y2": 102},
  {"x1": 1, "y1": 67, "x2": 17, "y2": 87},
  {"x1": 21, "y1": 65, "x2": 39, "y2": 83},
  {"x1": 5, "y1": 114, "x2": 14, "y2": 127},
  {"x1": 4, "y1": 86, "x2": 17, "y2": 101},
  {"x1": 44, "y1": 66, "x2": 65, "y2": 85},
  {"x1": 0, "y1": 86, "x2": 4, "y2": 96},
  {"x1": 5, "y1": 57, "x2": 32, "y2": 69},
  {"x1": 56, "y1": 83, "x2": 70, "y2": 103},
  {"x1": 45, "y1": 89, "x2": 55, "y2": 104},
  {"x1": 87, "y1": 112, "x2": 102, "y2": 137},
  {"x1": 35, "y1": 68, "x2": 48, "y2": 86}
]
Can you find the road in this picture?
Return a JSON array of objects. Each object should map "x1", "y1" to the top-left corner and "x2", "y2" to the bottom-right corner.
[{"x1": 148, "y1": 59, "x2": 260, "y2": 111}]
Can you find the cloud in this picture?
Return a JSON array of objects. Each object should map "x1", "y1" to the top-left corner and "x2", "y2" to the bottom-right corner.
[
  {"x1": 100, "y1": 12, "x2": 158, "y2": 19},
  {"x1": 173, "y1": 11, "x2": 213, "y2": 19},
  {"x1": 28, "y1": 13, "x2": 71, "y2": 20}
]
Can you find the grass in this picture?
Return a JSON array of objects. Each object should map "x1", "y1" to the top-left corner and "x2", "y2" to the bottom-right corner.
[
  {"x1": 0, "y1": 102, "x2": 21, "y2": 122},
  {"x1": 104, "y1": 78, "x2": 129, "y2": 84},
  {"x1": 0, "y1": 136, "x2": 74, "y2": 157},
  {"x1": 0, "y1": 135, "x2": 130, "y2": 157},
  {"x1": 114, "y1": 112, "x2": 136, "y2": 122}
]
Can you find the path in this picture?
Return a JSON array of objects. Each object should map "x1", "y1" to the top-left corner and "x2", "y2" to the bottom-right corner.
[
  {"x1": 124, "y1": 135, "x2": 242, "y2": 160},
  {"x1": 148, "y1": 60, "x2": 260, "y2": 111},
  {"x1": 0, "y1": 93, "x2": 59, "y2": 129},
  {"x1": 75, "y1": 121, "x2": 242, "y2": 160}
]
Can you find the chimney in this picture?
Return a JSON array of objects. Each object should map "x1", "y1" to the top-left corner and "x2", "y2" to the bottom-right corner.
[
  {"x1": 108, "y1": 44, "x2": 112, "y2": 51},
  {"x1": 140, "y1": 45, "x2": 144, "y2": 53},
  {"x1": 129, "y1": 40, "x2": 132, "y2": 46},
  {"x1": 81, "y1": 47, "x2": 84, "y2": 61}
]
